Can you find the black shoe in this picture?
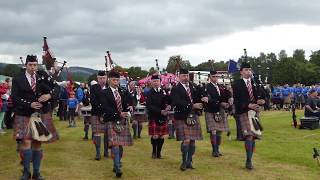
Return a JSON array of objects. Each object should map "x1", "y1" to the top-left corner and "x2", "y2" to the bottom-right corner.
[
  {"x1": 83, "y1": 137, "x2": 88, "y2": 140},
  {"x1": 157, "y1": 154, "x2": 162, "y2": 159},
  {"x1": 180, "y1": 163, "x2": 187, "y2": 171},
  {"x1": 212, "y1": 152, "x2": 220, "y2": 157},
  {"x1": 95, "y1": 155, "x2": 101, "y2": 161},
  {"x1": 245, "y1": 161, "x2": 254, "y2": 170},
  {"x1": 218, "y1": 152, "x2": 223, "y2": 156},
  {"x1": 20, "y1": 171, "x2": 31, "y2": 180},
  {"x1": 152, "y1": 153, "x2": 157, "y2": 159},
  {"x1": 116, "y1": 171, "x2": 122, "y2": 178},
  {"x1": 32, "y1": 173, "x2": 45, "y2": 180},
  {"x1": 186, "y1": 164, "x2": 195, "y2": 169}
]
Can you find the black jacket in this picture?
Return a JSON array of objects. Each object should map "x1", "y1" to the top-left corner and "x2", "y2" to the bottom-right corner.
[
  {"x1": 12, "y1": 70, "x2": 57, "y2": 116},
  {"x1": 171, "y1": 82, "x2": 201, "y2": 120},
  {"x1": 90, "y1": 84, "x2": 105, "y2": 116},
  {"x1": 232, "y1": 78, "x2": 264, "y2": 114},
  {"x1": 101, "y1": 87, "x2": 131, "y2": 122},
  {"x1": 146, "y1": 88, "x2": 169, "y2": 122}
]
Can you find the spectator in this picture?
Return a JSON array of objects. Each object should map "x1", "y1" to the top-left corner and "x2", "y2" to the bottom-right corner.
[
  {"x1": 0, "y1": 78, "x2": 10, "y2": 134},
  {"x1": 67, "y1": 92, "x2": 79, "y2": 127}
]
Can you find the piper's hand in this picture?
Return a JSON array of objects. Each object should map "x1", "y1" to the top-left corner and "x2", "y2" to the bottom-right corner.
[
  {"x1": 193, "y1": 103, "x2": 203, "y2": 110},
  {"x1": 31, "y1": 102, "x2": 43, "y2": 109},
  {"x1": 38, "y1": 94, "x2": 51, "y2": 102},
  {"x1": 120, "y1": 112, "x2": 129, "y2": 119},
  {"x1": 201, "y1": 97, "x2": 209, "y2": 103},
  {"x1": 257, "y1": 99, "x2": 265, "y2": 105},
  {"x1": 248, "y1": 103, "x2": 259, "y2": 110},
  {"x1": 165, "y1": 105, "x2": 171, "y2": 111},
  {"x1": 228, "y1": 98, "x2": 234, "y2": 105},
  {"x1": 128, "y1": 106, "x2": 134, "y2": 112},
  {"x1": 220, "y1": 102, "x2": 230, "y2": 109}
]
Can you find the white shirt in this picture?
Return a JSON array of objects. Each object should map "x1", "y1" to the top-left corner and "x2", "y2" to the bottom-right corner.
[
  {"x1": 25, "y1": 71, "x2": 36, "y2": 87},
  {"x1": 154, "y1": 88, "x2": 161, "y2": 93}
]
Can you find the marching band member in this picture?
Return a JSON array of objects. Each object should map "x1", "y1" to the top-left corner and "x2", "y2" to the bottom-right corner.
[
  {"x1": 128, "y1": 82, "x2": 146, "y2": 139},
  {"x1": 146, "y1": 74, "x2": 170, "y2": 159},
  {"x1": 203, "y1": 70, "x2": 232, "y2": 157},
  {"x1": 90, "y1": 71, "x2": 108, "y2": 160},
  {"x1": 232, "y1": 62, "x2": 265, "y2": 170},
  {"x1": 101, "y1": 70, "x2": 133, "y2": 178},
  {"x1": 12, "y1": 55, "x2": 58, "y2": 180},
  {"x1": 171, "y1": 68, "x2": 203, "y2": 171}
]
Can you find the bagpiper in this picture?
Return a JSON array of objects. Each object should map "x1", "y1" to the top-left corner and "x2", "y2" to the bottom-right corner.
[
  {"x1": 90, "y1": 71, "x2": 109, "y2": 160},
  {"x1": 232, "y1": 62, "x2": 265, "y2": 170},
  {"x1": 171, "y1": 68, "x2": 203, "y2": 171},
  {"x1": 12, "y1": 55, "x2": 59, "y2": 180},
  {"x1": 203, "y1": 70, "x2": 232, "y2": 157},
  {"x1": 101, "y1": 70, "x2": 133, "y2": 178}
]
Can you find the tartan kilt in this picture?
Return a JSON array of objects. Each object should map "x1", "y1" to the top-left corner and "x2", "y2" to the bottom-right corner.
[
  {"x1": 132, "y1": 114, "x2": 147, "y2": 123},
  {"x1": 174, "y1": 116, "x2": 203, "y2": 141},
  {"x1": 41, "y1": 112, "x2": 59, "y2": 143},
  {"x1": 13, "y1": 115, "x2": 32, "y2": 140},
  {"x1": 148, "y1": 120, "x2": 169, "y2": 136},
  {"x1": 13, "y1": 113, "x2": 59, "y2": 143},
  {"x1": 91, "y1": 116, "x2": 106, "y2": 134},
  {"x1": 106, "y1": 121, "x2": 133, "y2": 147},
  {"x1": 238, "y1": 112, "x2": 261, "y2": 139},
  {"x1": 205, "y1": 112, "x2": 229, "y2": 133}
]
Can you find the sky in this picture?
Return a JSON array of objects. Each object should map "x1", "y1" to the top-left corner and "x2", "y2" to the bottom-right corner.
[{"x1": 0, "y1": 0, "x2": 320, "y2": 70}]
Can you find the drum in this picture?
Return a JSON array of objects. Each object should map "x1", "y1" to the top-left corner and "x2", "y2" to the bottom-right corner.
[
  {"x1": 80, "y1": 106, "x2": 92, "y2": 117},
  {"x1": 134, "y1": 105, "x2": 146, "y2": 115}
]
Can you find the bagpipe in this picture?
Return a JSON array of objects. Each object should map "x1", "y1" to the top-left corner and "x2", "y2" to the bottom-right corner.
[{"x1": 245, "y1": 49, "x2": 265, "y2": 136}]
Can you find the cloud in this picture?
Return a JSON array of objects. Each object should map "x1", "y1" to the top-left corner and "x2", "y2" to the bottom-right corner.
[{"x1": 0, "y1": 0, "x2": 320, "y2": 69}]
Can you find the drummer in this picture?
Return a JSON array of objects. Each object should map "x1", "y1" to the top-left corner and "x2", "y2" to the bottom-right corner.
[{"x1": 129, "y1": 82, "x2": 147, "y2": 139}]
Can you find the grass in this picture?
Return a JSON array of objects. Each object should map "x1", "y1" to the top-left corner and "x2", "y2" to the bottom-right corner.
[{"x1": 1, "y1": 110, "x2": 320, "y2": 179}]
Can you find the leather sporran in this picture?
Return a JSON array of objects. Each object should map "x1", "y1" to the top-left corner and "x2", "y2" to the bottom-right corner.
[{"x1": 186, "y1": 113, "x2": 197, "y2": 126}]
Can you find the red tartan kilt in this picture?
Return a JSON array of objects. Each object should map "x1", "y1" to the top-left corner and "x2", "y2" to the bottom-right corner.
[
  {"x1": 91, "y1": 116, "x2": 106, "y2": 134},
  {"x1": 148, "y1": 120, "x2": 169, "y2": 136}
]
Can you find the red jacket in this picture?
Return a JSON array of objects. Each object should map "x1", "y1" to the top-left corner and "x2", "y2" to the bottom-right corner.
[{"x1": 0, "y1": 83, "x2": 9, "y2": 110}]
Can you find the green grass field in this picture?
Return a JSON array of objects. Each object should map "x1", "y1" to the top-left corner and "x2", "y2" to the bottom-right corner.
[{"x1": 1, "y1": 110, "x2": 320, "y2": 180}]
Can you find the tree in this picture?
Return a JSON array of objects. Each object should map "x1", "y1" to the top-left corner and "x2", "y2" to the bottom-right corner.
[
  {"x1": 1, "y1": 64, "x2": 21, "y2": 77},
  {"x1": 293, "y1": 49, "x2": 306, "y2": 62},
  {"x1": 310, "y1": 50, "x2": 320, "y2": 67},
  {"x1": 278, "y1": 50, "x2": 288, "y2": 60},
  {"x1": 166, "y1": 55, "x2": 192, "y2": 73},
  {"x1": 148, "y1": 67, "x2": 157, "y2": 75},
  {"x1": 127, "y1": 66, "x2": 148, "y2": 80}
]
